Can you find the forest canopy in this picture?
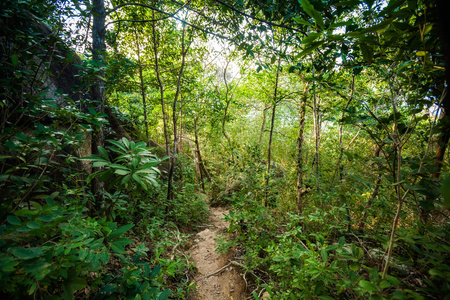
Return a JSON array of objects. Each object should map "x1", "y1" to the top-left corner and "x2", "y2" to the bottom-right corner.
[{"x1": 0, "y1": 0, "x2": 449, "y2": 299}]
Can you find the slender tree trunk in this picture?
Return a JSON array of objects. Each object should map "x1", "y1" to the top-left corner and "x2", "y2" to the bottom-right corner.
[
  {"x1": 178, "y1": 95, "x2": 183, "y2": 154},
  {"x1": 312, "y1": 83, "x2": 321, "y2": 193},
  {"x1": 258, "y1": 105, "x2": 267, "y2": 148},
  {"x1": 90, "y1": 0, "x2": 106, "y2": 203},
  {"x1": 152, "y1": 12, "x2": 169, "y2": 156},
  {"x1": 382, "y1": 82, "x2": 403, "y2": 279},
  {"x1": 134, "y1": 31, "x2": 149, "y2": 143},
  {"x1": 194, "y1": 116, "x2": 212, "y2": 191},
  {"x1": 167, "y1": 20, "x2": 187, "y2": 200},
  {"x1": 193, "y1": 117, "x2": 204, "y2": 190},
  {"x1": 383, "y1": 141, "x2": 403, "y2": 278},
  {"x1": 432, "y1": 0, "x2": 450, "y2": 179},
  {"x1": 359, "y1": 142, "x2": 385, "y2": 231},
  {"x1": 221, "y1": 60, "x2": 235, "y2": 163},
  {"x1": 297, "y1": 82, "x2": 310, "y2": 215},
  {"x1": 334, "y1": 75, "x2": 355, "y2": 181},
  {"x1": 264, "y1": 56, "x2": 281, "y2": 206}
]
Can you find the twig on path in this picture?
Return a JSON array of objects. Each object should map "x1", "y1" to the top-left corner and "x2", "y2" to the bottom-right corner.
[
  {"x1": 197, "y1": 224, "x2": 215, "y2": 227},
  {"x1": 201, "y1": 262, "x2": 232, "y2": 279}
]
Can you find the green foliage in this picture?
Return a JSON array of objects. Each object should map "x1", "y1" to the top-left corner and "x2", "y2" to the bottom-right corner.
[
  {"x1": 83, "y1": 137, "x2": 166, "y2": 191},
  {"x1": 0, "y1": 197, "x2": 168, "y2": 299}
]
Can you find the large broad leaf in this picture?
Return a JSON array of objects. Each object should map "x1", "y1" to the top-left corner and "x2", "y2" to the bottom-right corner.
[
  {"x1": 298, "y1": 41, "x2": 324, "y2": 57},
  {"x1": 359, "y1": 280, "x2": 379, "y2": 292},
  {"x1": 107, "y1": 139, "x2": 128, "y2": 153},
  {"x1": 150, "y1": 265, "x2": 162, "y2": 278},
  {"x1": 7, "y1": 215, "x2": 21, "y2": 225},
  {"x1": 111, "y1": 238, "x2": 133, "y2": 254},
  {"x1": 10, "y1": 247, "x2": 44, "y2": 260},
  {"x1": 97, "y1": 146, "x2": 109, "y2": 160},
  {"x1": 299, "y1": 0, "x2": 324, "y2": 29},
  {"x1": 109, "y1": 224, "x2": 134, "y2": 240},
  {"x1": 157, "y1": 289, "x2": 170, "y2": 300}
]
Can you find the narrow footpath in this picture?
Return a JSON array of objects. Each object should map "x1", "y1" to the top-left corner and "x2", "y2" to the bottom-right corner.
[{"x1": 187, "y1": 207, "x2": 248, "y2": 300}]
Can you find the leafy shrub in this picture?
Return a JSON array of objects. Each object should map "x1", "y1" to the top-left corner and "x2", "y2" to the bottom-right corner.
[{"x1": 0, "y1": 197, "x2": 169, "y2": 299}]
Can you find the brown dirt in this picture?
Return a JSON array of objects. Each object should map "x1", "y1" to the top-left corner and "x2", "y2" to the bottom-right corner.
[{"x1": 187, "y1": 207, "x2": 248, "y2": 300}]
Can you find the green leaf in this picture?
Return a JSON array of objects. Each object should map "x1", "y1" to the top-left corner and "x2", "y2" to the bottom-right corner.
[
  {"x1": 150, "y1": 265, "x2": 162, "y2": 278},
  {"x1": 298, "y1": 41, "x2": 324, "y2": 57},
  {"x1": 11, "y1": 247, "x2": 44, "y2": 260},
  {"x1": 111, "y1": 238, "x2": 133, "y2": 254},
  {"x1": 396, "y1": 60, "x2": 414, "y2": 73},
  {"x1": 379, "y1": 280, "x2": 391, "y2": 289},
  {"x1": 121, "y1": 137, "x2": 130, "y2": 149},
  {"x1": 384, "y1": 275, "x2": 399, "y2": 287},
  {"x1": 157, "y1": 289, "x2": 170, "y2": 300},
  {"x1": 26, "y1": 221, "x2": 41, "y2": 229},
  {"x1": 144, "y1": 264, "x2": 151, "y2": 277},
  {"x1": 321, "y1": 249, "x2": 328, "y2": 263},
  {"x1": 303, "y1": 32, "x2": 320, "y2": 45},
  {"x1": 11, "y1": 54, "x2": 18, "y2": 66},
  {"x1": 359, "y1": 280, "x2": 379, "y2": 292},
  {"x1": 92, "y1": 161, "x2": 109, "y2": 168},
  {"x1": 107, "y1": 140, "x2": 128, "y2": 153},
  {"x1": 114, "y1": 169, "x2": 129, "y2": 176},
  {"x1": 299, "y1": 0, "x2": 324, "y2": 29},
  {"x1": 98, "y1": 146, "x2": 109, "y2": 160},
  {"x1": 7, "y1": 215, "x2": 21, "y2": 225},
  {"x1": 109, "y1": 224, "x2": 134, "y2": 240}
]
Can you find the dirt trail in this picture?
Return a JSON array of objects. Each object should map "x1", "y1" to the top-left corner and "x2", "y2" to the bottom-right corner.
[{"x1": 188, "y1": 207, "x2": 248, "y2": 300}]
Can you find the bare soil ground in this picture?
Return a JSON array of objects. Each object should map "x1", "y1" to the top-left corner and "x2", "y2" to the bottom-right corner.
[{"x1": 187, "y1": 207, "x2": 248, "y2": 300}]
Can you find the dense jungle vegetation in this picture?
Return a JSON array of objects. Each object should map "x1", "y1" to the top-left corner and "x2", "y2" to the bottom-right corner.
[{"x1": 1, "y1": 0, "x2": 450, "y2": 299}]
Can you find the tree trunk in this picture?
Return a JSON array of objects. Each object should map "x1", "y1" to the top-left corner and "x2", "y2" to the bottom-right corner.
[
  {"x1": 359, "y1": 142, "x2": 385, "y2": 231},
  {"x1": 297, "y1": 82, "x2": 310, "y2": 215},
  {"x1": 167, "y1": 20, "x2": 187, "y2": 200},
  {"x1": 334, "y1": 75, "x2": 355, "y2": 181},
  {"x1": 221, "y1": 60, "x2": 235, "y2": 163},
  {"x1": 134, "y1": 31, "x2": 149, "y2": 143},
  {"x1": 194, "y1": 116, "x2": 212, "y2": 191},
  {"x1": 264, "y1": 56, "x2": 281, "y2": 206},
  {"x1": 178, "y1": 95, "x2": 183, "y2": 154},
  {"x1": 90, "y1": 0, "x2": 106, "y2": 204},
  {"x1": 382, "y1": 80, "x2": 404, "y2": 279},
  {"x1": 258, "y1": 105, "x2": 267, "y2": 148},
  {"x1": 312, "y1": 82, "x2": 321, "y2": 193},
  {"x1": 152, "y1": 11, "x2": 169, "y2": 156}
]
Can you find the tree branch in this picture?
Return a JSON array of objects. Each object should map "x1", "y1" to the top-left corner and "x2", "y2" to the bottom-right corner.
[
  {"x1": 106, "y1": 2, "x2": 234, "y2": 41},
  {"x1": 213, "y1": 0, "x2": 307, "y2": 35}
]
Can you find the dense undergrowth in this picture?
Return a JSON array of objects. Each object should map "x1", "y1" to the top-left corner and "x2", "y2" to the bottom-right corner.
[
  {"x1": 211, "y1": 152, "x2": 450, "y2": 300},
  {"x1": 0, "y1": 114, "x2": 209, "y2": 299}
]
